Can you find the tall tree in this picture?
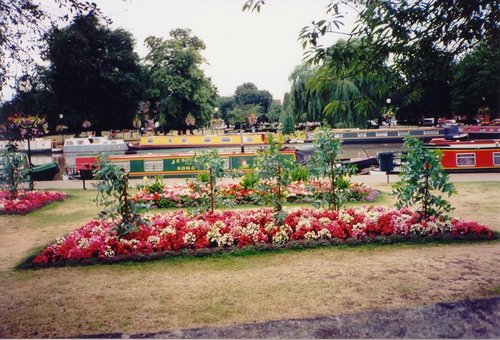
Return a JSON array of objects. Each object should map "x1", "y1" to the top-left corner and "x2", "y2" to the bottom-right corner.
[
  {"x1": 44, "y1": 14, "x2": 144, "y2": 135},
  {"x1": 1, "y1": 0, "x2": 106, "y2": 92},
  {"x1": 144, "y1": 29, "x2": 217, "y2": 134},
  {"x1": 234, "y1": 82, "x2": 273, "y2": 113},
  {"x1": 450, "y1": 37, "x2": 500, "y2": 118}
]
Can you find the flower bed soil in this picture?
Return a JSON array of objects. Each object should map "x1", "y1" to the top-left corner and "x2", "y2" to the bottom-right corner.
[
  {"x1": 0, "y1": 190, "x2": 68, "y2": 215},
  {"x1": 26, "y1": 207, "x2": 495, "y2": 268}
]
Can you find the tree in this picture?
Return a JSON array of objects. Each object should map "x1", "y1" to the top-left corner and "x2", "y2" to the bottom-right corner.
[
  {"x1": 243, "y1": 1, "x2": 499, "y2": 121},
  {"x1": 234, "y1": 82, "x2": 273, "y2": 113},
  {"x1": 144, "y1": 29, "x2": 217, "y2": 134},
  {"x1": 267, "y1": 101, "x2": 283, "y2": 123},
  {"x1": 44, "y1": 14, "x2": 144, "y2": 135},
  {"x1": 0, "y1": 0, "x2": 106, "y2": 90},
  {"x1": 393, "y1": 137, "x2": 456, "y2": 221},
  {"x1": 450, "y1": 37, "x2": 500, "y2": 118},
  {"x1": 227, "y1": 104, "x2": 262, "y2": 128},
  {"x1": 280, "y1": 109, "x2": 295, "y2": 135},
  {"x1": 307, "y1": 129, "x2": 355, "y2": 211}
]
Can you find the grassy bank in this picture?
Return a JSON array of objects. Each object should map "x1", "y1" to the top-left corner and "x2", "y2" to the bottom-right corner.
[{"x1": 0, "y1": 182, "x2": 499, "y2": 338}]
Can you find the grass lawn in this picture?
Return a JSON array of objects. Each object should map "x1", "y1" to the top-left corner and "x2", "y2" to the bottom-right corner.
[{"x1": 0, "y1": 182, "x2": 499, "y2": 338}]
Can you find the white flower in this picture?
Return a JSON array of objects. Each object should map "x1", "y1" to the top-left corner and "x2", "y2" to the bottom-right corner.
[
  {"x1": 318, "y1": 228, "x2": 332, "y2": 239},
  {"x1": 103, "y1": 246, "x2": 115, "y2": 257},
  {"x1": 272, "y1": 230, "x2": 289, "y2": 244},
  {"x1": 77, "y1": 238, "x2": 89, "y2": 249},
  {"x1": 183, "y1": 232, "x2": 196, "y2": 245},
  {"x1": 147, "y1": 236, "x2": 160, "y2": 246},
  {"x1": 160, "y1": 226, "x2": 176, "y2": 236}
]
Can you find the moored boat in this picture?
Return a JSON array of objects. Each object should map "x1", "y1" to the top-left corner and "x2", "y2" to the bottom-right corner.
[
  {"x1": 425, "y1": 138, "x2": 500, "y2": 172},
  {"x1": 68, "y1": 149, "x2": 297, "y2": 178},
  {"x1": 63, "y1": 136, "x2": 128, "y2": 153},
  {"x1": 0, "y1": 138, "x2": 53, "y2": 153},
  {"x1": 22, "y1": 162, "x2": 60, "y2": 181},
  {"x1": 300, "y1": 127, "x2": 444, "y2": 144},
  {"x1": 129, "y1": 133, "x2": 268, "y2": 150},
  {"x1": 459, "y1": 125, "x2": 500, "y2": 139}
]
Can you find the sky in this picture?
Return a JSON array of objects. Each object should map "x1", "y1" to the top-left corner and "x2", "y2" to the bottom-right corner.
[{"x1": 4, "y1": 0, "x2": 357, "y2": 102}]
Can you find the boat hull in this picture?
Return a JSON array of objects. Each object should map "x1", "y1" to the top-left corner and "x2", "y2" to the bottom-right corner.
[
  {"x1": 71, "y1": 150, "x2": 296, "y2": 178},
  {"x1": 23, "y1": 162, "x2": 60, "y2": 181},
  {"x1": 425, "y1": 139, "x2": 500, "y2": 172}
]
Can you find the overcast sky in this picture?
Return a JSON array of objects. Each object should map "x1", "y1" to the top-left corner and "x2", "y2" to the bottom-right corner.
[{"x1": 4, "y1": 0, "x2": 357, "y2": 102}]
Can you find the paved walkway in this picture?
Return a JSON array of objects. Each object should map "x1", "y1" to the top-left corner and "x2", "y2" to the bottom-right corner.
[
  {"x1": 32, "y1": 173, "x2": 500, "y2": 190},
  {"x1": 79, "y1": 297, "x2": 500, "y2": 338}
]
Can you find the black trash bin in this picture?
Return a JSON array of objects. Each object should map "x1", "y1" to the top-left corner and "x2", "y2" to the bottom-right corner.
[
  {"x1": 378, "y1": 151, "x2": 394, "y2": 172},
  {"x1": 79, "y1": 169, "x2": 94, "y2": 190}
]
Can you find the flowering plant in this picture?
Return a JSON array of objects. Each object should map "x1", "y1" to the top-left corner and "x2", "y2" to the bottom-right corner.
[
  {"x1": 29, "y1": 206, "x2": 494, "y2": 267},
  {"x1": 0, "y1": 190, "x2": 68, "y2": 214},
  {"x1": 132, "y1": 180, "x2": 381, "y2": 209},
  {"x1": 1, "y1": 113, "x2": 48, "y2": 141}
]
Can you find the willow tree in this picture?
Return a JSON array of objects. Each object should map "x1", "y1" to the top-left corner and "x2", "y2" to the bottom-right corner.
[{"x1": 307, "y1": 39, "x2": 395, "y2": 128}]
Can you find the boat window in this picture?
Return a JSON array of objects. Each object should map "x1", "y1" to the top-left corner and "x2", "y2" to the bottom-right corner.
[
  {"x1": 245, "y1": 137, "x2": 254, "y2": 142},
  {"x1": 147, "y1": 137, "x2": 154, "y2": 144},
  {"x1": 358, "y1": 132, "x2": 367, "y2": 137},
  {"x1": 493, "y1": 152, "x2": 500, "y2": 166},
  {"x1": 375, "y1": 132, "x2": 388, "y2": 137},
  {"x1": 204, "y1": 137, "x2": 211, "y2": 143},
  {"x1": 334, "y1": 133, "x2": 342, "y2": 139},
  {"x1": 456, "y1": 153, "x2": 476, "y2": 167},
  {"x1": 168, "y1": 138, "x2": 173, "y2": 143},
  {"x1": 221, "y1": 137, "x2": 231, "y2": 143},
  {"x1": 112, "y1": 161, "x2": 130, "y2": 173},
  {"x1": 77, "y1": 140, "x2": 84, "y2": 145},
  {"x1": 144, "y1": 160, "x2": 163, "y2": 172},
  {"x1": 181, "y1": 138, "x2": 188, "y2": 143},
  {"x1": 398, "y1": 131, "x2": 410, "y2": 136},
  {"x1": 423, "y1": 130, "x2": 439, "y2": 135},
  {"x1": 66, "y1": 141, "x2": 73, "y2": 146}
]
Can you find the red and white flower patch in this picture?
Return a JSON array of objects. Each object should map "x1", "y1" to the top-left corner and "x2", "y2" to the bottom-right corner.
[
  {"x1": 0, "y1": 190, "x2": 68, "y2": 215},
  {"x1": 31, "y1": 207, "x2": 494, "y2": 266}
]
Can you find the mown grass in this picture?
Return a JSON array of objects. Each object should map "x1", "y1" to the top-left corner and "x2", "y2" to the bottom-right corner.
[{"x1": 0, "y1": 181, "x2": 499, "y2": 338}]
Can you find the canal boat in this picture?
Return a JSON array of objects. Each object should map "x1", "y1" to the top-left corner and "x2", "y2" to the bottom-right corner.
[
  {"x1": 300, "y1": 127, "x2": 445, "y2": 144},
  {"x1": 459, "y1": 125, "x2": 500, "y2": 139},
  {"x1": 63, "y1": 136, "x2": 129, "y2": 153},
  {"x1": 129, "y1": 133, "x2": 268, "y2": 150},
  {"x1": 425, "y1": 138, "x2": 500, "y2": 172},
  {"x1": 68, "y1": 149, "x2": 297, "y2": 178},
  {"x1": 0, "y1": 138, "x2": 53, "y2": 153}
]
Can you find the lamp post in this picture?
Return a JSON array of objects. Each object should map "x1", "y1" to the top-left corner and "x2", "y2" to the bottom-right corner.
[{"x1": 59, "y1": 114, "x2": 64, "y2": 145}]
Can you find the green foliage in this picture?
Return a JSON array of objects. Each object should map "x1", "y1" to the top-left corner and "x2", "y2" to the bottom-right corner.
[
  {"x1": 307, "y1": 129, "x2": 355, "y2": 210},
  {"x1": 290, "y1": 164, "x2": 309, "y2": 182},
  {"x1": 253, "y1": 133, "x2": 296, "y2": 214},
  {"x1": 0, "y1": 144, "x2": 30, "y2": 199},
  {"x1": 93, "y1": 155, "x2": 148, "y2": 236},
  {"x1": 143, "y1": 176, "x2": 165, "y2": 194},
  {"x1": 280, "y1": 109, "x2": 295, "y2": 135},
  {"x1": 239, "y1": 171, "x2": 259, "y2": 189},
  {"x1": 144, "y1": 29, "x2": 217, "y2": 133},
  {"x1": 450, "y1": 37, "x2": 500, "y2": 117},
  {"x1": 44, "y1": 14, "x2": 144, "y2": 135},
  {"x1": 189, "y1": 148, "x2": 228, "y2": 213},
  {"x1": 392, "y1": 137, "x2": 457, "y2": 221}
]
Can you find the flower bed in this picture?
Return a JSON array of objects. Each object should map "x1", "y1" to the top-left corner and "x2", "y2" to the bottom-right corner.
[
  {"x1": 29, "y1": 207, "x2": 494, "y2": 267},
  {"x1": 0, "y1": 190, "x2": 68, "y2": 215},
  {"x1": 132, "y1": 180, "x2": 381, "y2": 208}
]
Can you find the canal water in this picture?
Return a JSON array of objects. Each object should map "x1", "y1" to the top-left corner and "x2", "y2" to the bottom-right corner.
[{"x1": 31, "y1": 143, "x2": 404, "y2": 181}]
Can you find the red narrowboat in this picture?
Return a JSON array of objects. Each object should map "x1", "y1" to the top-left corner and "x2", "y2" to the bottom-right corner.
[{"x1": 425, "y1": 139, "x2": 500, "y2": 172}]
